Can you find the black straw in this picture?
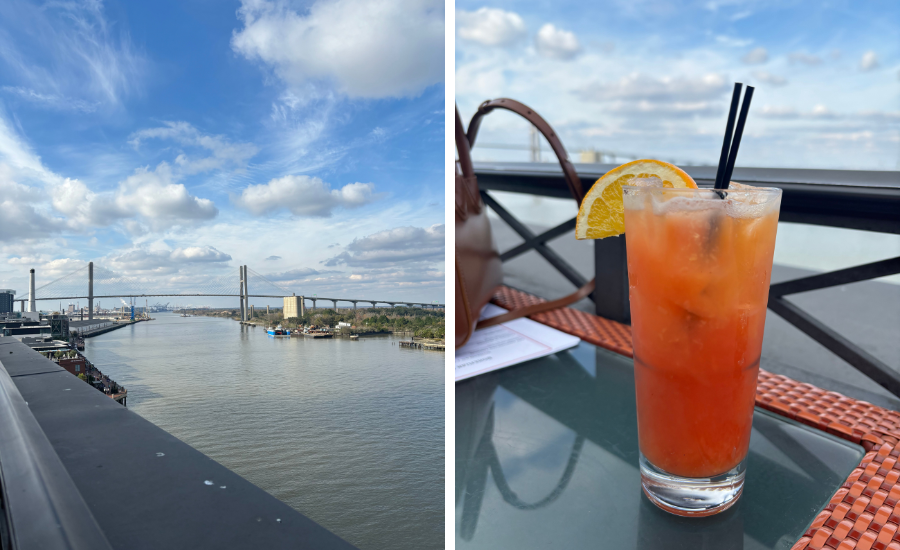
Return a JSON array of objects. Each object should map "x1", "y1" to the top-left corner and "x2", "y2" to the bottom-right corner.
[
  {"x1": 721, "y1": 85, "x2": 754, "y2": 188},
  {"x1": 714, "y1": 83, "x2": 743, "y2": 190}
]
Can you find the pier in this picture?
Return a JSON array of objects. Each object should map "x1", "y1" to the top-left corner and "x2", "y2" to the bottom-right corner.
[
  {"x1": 70, "y1": 318, "x2": 151, "y2": 338},
  {"x1": 399, "y1": 339, "x2": 445, "y2": 351}
]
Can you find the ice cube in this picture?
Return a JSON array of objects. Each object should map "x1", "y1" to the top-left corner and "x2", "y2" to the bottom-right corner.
[
  {"x1": 628, "y1": 176, "x2": 664, "y2": 188},
  {"x1": 722, "y1": 181, "x2": 779, "y2": 217}
]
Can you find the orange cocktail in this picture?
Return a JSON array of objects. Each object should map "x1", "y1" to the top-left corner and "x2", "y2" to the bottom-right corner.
[{"x1": 623, "y1": 184, "x2": 781, "y2": 516}]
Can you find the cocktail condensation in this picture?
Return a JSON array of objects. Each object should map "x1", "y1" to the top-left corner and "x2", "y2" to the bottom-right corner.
[{"x1": 623, "y1": 183, "x2": 781, "y2": 516}]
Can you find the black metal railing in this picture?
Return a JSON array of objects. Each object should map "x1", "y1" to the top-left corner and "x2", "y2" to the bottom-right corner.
[{"x1": 475, "y1": 161, "x2": 900, "y2": 396}]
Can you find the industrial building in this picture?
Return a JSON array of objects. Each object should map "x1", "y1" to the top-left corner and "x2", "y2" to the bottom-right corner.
[
  {"x1": 283, "y1": 294, "x2": 306, "y2": 319},
  {"x1": 0, "y1": 289, "x2": 14, "y2": 314}
]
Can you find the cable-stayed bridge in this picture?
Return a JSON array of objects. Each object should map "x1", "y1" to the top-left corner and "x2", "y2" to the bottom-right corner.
[{"x1": 16, "y1": 262, "x2": 443, "y2": 320}]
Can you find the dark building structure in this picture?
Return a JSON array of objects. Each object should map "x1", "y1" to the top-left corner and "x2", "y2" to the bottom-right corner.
[
  {"x1": 48, "y1": 314, "x2": 70, "y2": 340},
  {"x1": 0, "y1": 289, "x2": 14, "y2": 314}
]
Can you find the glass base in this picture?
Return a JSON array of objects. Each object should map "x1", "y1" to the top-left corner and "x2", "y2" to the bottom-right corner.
[{"x1": 640, "y1": 453, "x2": 745, "y2": 517}]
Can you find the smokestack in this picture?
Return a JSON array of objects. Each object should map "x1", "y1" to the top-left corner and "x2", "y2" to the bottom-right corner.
[{"x1": 29, "y1": 268, "x2": 35, "y2": 312}]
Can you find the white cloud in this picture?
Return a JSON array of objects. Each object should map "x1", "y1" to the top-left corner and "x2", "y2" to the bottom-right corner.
[
  {"x1": 323, "y1": 224, "x2": 444, "y2": 266},
  {"x1": 715, "y1": 35, "x2": 752, "y2": 48},
  {"x1": 115, "y1": 163, "x2": 218, "y2": 225},
  {"x1": 0, "y1": 0, "x2": 144, "y2": 108},
  {"x1": 265, "y1": 267, "x2": 337, "y2": 281},
  {"x1": 576, "y1": 73, "x2": 727, "y2": 102},
  {"x1": 788, "y1": 52, "x2": 821, "y2": 65},
  {"x1": 0, "y1": 112, "x2": 58, "y2": 182},
  {"x1": 1, "y1": 109, "x2": 218, "y2": 238},
  {"x1": 752, "y1": 70, "x2": 787, "y2": 86},
  {"x1": 454, "y1": 4, "x2": 900, "y2": 171},
  {"x1": 535, "y1": 24, "x2": 581, "y2": 60},
  {"x1": 457, "y1": 8, "x2": 527, "y2": 47},
  {"x1": 50, "y1": 178, "x2": 124, "y2": 225},
  {"x1": 758, "y1": 105, "x2": 798, "y2": 119},
  {"x1": 1, "y1": 86, "x2": 100, "y2": 112},
  {"x1": 24, "y1": 257, "x2": 89, "y2": 279},
  {"x1": 757, "y1": 105, "x2": 897, "y2": 121},
  {"x1": 742, "y1": 47, "x2": 768, "y2": 65},
  {"x1": 0, "y1": 113, "x2": 71, "y2": 240},
  {"x1": 47, "y1": 163, "x2": 218, "y2": 229},
  {"x1": 860, "y1": 51, "x2": 879, "y2": 71},
  {"x1": 231, "y1": 0, "x2": 444, "y2": 98},
  {"x1": 46, "y1": 166, "x2": 219, "y2": 231},
  {"x1": 235, "y1": 175, "x2": 378, "y2": 217},
  {"x1": 0, "y1": 201, "x2": 66, "y2": 241},
  {"x1": 610, "y1": 100, "x2": 721, "y2": 118},
  {"x1": 128, "y1": 121, "x2": 258, "y2": 174},
  {"x1": 170, "y1": 246, "x2": 232, "y2": 263},
  {"x1": 108, "y1": 246, "x2": 232, "y2": 273},
  {"x1": 810, "y1": 104, "x2": 836, "y2": 118}
]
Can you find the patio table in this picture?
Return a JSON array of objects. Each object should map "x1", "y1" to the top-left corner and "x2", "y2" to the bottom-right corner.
[{"x1": 455, "y1": 286, "x2": 900, "y2": 549}]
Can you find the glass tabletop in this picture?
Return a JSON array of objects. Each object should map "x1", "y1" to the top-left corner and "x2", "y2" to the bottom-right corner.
[{"x1": 455, "y1": 342, "x2": 865, "y2": 550}]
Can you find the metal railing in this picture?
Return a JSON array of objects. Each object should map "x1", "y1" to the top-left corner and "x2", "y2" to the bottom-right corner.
[{"x1": 474, "y1": 161, "x2": 900, "y2": 396}]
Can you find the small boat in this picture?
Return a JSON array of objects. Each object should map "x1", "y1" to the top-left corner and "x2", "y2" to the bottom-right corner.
[
  {"x1": 267, "y1": 325, "x2": 288, "y2": 336},
  {"x1": 350, "y1": 334, "x2": 359, "y2": 340}
]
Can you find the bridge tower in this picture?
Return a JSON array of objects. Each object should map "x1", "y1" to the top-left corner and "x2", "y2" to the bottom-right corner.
[
  {"x1": 238, "y1": 266, "x2": 245, "y2": 321},
  {"x1": 243, "y1": 265, "x2": 249, "y2": 322},
  {"x1": 88, "y1": 262, "x2": 93, "y2": 320}
]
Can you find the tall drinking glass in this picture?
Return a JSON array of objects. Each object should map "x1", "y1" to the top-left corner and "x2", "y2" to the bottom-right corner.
[{"x1": 623, "y1": 184, "x2": 782, "y2": 517}]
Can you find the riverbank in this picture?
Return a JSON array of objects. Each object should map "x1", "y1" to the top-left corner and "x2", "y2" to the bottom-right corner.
[{"x1": 179, "y1": 306, "x2": 445, "y2": 340}]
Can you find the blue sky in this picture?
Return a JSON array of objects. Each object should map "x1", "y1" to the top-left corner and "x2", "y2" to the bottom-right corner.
[
  {"x1": 0, "y1": 0, "x2": 445, "y2": 307},
  {"x1": 456, "y1": 0, "x2": 899, "y2": 170}
]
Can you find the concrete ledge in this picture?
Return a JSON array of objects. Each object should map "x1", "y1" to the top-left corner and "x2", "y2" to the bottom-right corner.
[{"x1": 0, "y1": 337, "x2": 356, "y2": 550}]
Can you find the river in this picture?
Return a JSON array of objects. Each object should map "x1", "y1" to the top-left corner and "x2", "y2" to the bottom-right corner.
[{"x1": 82, "y1": 312, "x2": 444, "y2": 550}]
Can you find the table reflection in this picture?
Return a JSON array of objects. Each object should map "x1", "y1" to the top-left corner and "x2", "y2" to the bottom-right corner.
[{"x1": 456, "y1": 344, "x2": 863, "y2": 550}]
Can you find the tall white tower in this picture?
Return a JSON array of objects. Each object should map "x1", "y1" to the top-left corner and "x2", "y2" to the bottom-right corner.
[{"x1": 28, "y1": 268, "x2": 36, "y2": 312}]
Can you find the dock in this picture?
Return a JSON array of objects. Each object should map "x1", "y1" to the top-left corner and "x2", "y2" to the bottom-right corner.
[
  {"x1": 399, "y1": 339, "x2": 445, "y2": 351},
  {"x1": 70, "y1": 318, "x2": 151, "y2": 339}
]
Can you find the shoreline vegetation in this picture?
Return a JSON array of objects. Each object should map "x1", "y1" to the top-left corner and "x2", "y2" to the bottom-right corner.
[{"x1": 177, "y1": 306, "x2": 446, "y2": 339}]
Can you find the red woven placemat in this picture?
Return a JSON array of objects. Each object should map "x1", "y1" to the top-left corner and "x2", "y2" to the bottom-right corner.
[
  {"x1": 491, "y1": 285, "x2": 900, "y2": 549},
  {"x1": 491, "y1": 286, "x2": 633, "y2": 357}
]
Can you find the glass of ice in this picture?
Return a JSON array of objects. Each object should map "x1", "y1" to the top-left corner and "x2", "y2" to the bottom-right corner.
[{"x1": 623, "y1": 183, "x2": 782, "y2": 516}]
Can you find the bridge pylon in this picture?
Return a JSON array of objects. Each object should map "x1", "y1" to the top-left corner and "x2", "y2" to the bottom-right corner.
[
  {"x1": 243, "y1": 265, "x2": 249, "y2": 322},
  {"x1": 238, "y1": 266, "x2": 245, "y2": 321},
  {"x1": 88, "y1": 262, "x2": 94, "y2": 320}
]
